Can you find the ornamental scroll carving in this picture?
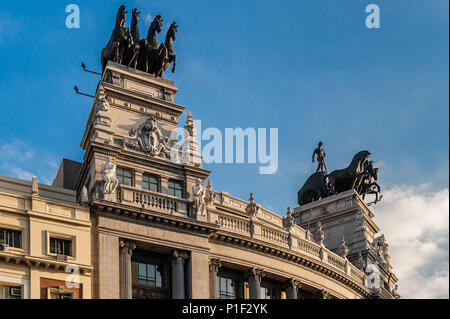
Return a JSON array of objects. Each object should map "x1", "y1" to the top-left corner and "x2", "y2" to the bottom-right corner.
[{"x1": 125, "y1": 116, "x2": 173, "y2": 158}]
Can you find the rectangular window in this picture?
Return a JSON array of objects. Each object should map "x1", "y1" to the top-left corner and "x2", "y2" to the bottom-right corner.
[
  {"x1": 0, "y1": 286, "x2": 22, "y2": 299},
  {"x1": 137, "y1": 262, "x2": 162, "y2": 288},
  {"x1": 142, "y1": 174, "x2": 159, "y2": 192},
  {"x1": 217, "y1": 276, "x2": 235, "y2": 299},
  {"x1": 116, "y1": 167, "x2": 132, "y2": 186},
  {"x1": 50, "y1": 237, "x2": 72, "y2": 256},
  {"x1": 168, "y1": 180, "x2": 183, "y2": 198},
  {"x1": 49, "y1": 292, "x2": 73, "y2": 299},
  {"x1": 0, "y1": 228, "x2": 22, "y2": 248}
]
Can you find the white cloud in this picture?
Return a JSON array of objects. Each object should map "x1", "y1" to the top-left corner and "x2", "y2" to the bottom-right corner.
[
  {"x1": 372, "y1": 184, "x2": 449, "y2": 299},
  {"x1": 0, "y1": 139, "x2": 33, "y2": 160},
  {"x1": 0, "y1": 139, "x2": 59, "y2": 185},
  {"x1": 9, "y1": 167, "x2": 35, "y2": 181}
]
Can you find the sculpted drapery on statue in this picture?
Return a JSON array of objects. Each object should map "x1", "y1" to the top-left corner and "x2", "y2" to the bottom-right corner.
[
  {"x1": 102, "y1": 156, "x2": 119, "y2": 194},
  {"x1": 298, "y1": 145, "x2": 382, "y2": 206},
  {"x1": 101, "y1": 5, "x2": 178, "y2": 78}
]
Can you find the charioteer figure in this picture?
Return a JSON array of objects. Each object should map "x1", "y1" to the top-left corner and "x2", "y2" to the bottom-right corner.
[{"x1": 312, "y1": 141, "x2": 328, "y2": 174}]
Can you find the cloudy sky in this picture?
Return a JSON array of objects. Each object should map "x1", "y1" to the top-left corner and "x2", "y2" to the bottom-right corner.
[{"x1": 0, "y1": 0, "x2": 448, "y2": 298}]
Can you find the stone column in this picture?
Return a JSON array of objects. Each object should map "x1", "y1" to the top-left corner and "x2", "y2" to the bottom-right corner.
[
  {"x1": 119, "y1": 240, "x2": 136, "y2": 299},
  {"x1": 209, "y1": 258, "x2": 222, "y2": 299},
  {"x1": 285, "y1": 279, "x2": 301, "y2": 299},
  {"x1": 171, "y1": 250, "x2": 189, "y2": 299},
  {"x1": 248, "y1": 267, "x2": 264, "y2": 299}
]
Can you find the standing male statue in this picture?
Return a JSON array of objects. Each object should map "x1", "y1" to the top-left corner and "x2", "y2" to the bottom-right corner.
[
  {"x1": 312, "y1": 141, "x2": 328, "y2": 173},
  {"x1": 192, "y1": 178, "x2": 205, "y2": 215},
  {"x1": 102, "y1": 156, "x2": 119, "y2": 194}
]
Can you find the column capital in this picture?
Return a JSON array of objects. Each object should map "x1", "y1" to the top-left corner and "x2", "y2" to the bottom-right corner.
[
  {"x1": 209, "y1": 258, "x2": 222, "y2": 272},
  {"x1": 247, "y1": 267, "x2": 265, "y2": 283},
  {"x1": 172, "y1": 250, "x2": 189, "y2": 261},
  {"x1": 119, "y1": 240, "x2": 136, "y2": 252},
  {"x1": 287, "y1": 278, "x2": 302, "y2": 290},
  {"x1": 320, "y1": 289, "x2": 330, "y2": 299}
]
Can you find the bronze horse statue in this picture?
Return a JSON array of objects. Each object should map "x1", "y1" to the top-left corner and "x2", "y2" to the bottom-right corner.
[
  {"x1": 137, "y1": 15, "x2": 163, "y2": 73},
  {"x1": 101, "y1": 5, "x2": 133, "y2": 73},
  {"x1": 360, "y1": 160, "x2": 382, "y2": 205},
  {"x1": 121, "y1": 8, "x2": 141, "y2": 69},
  {"x1": 298, "y1": 150, "x2": 372, "y2": 205},
  {"x1": 148, "y1": 22, "x2": 178, "y2": 77}
]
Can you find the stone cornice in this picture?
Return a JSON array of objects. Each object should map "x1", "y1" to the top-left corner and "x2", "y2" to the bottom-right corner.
[
  {"x1": 0, "y1": 252, "x2": 92, "y2": 276},
  {"x1": 91, "y1": 199, "x2": 220, "y2": 237}
]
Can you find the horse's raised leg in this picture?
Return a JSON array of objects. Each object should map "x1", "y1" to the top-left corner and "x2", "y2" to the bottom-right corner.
[{"x1": 172, "y1": 55, "x2": 177, "y2": 73}]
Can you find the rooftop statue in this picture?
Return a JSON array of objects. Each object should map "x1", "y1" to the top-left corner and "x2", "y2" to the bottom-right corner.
[
  {"x1": 138, "y1": 15, "x2": 163, "y2": 73},
  {"x1": 298, "y1": 147, "x2": 382, "y2": 205},
  {"x1": 101, "y1": 5, "x2": 134, "y2": 72},
  {"x1": 312, "y1": 141, "x2": 328, "y2": 174},
  {"x1": 148, "y1": 22, "x2": 178, "y2": 77},
  {"x1": 121, "y1": 8, "x2": 141, "y2": 69},
  {"x1": 101, "y1": 6, "x2": 178, "y2": 78}
]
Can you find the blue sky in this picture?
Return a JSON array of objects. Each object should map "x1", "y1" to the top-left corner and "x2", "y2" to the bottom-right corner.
[{"x1": 0, "y1": 1, "x2": 448, "y2": 298}]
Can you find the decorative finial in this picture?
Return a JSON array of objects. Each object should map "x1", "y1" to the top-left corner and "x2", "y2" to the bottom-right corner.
[{"x1": 31, "y1": 176, "x2": 39, "y2": 196}]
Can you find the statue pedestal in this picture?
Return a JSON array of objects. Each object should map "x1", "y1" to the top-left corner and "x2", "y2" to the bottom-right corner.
[{"x1": 293, "y1": 189, "x2": 378, "y2": 257}]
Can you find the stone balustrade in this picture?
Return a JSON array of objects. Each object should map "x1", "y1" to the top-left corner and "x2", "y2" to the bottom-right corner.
[
  {"x1": 213, "y1": 191, "x2": 367, "y2": 288},
  {"x1": 118, "y1": 185, "x2": 189, "y2": 216}
]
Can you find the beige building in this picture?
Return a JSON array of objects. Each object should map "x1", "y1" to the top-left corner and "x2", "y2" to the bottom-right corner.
[
  {"x1": 0, "y1": 61, "x2": 398, "y2": 299},
  {"x1": 0, "y1": 175, "x2": 92, "y2": 299}
]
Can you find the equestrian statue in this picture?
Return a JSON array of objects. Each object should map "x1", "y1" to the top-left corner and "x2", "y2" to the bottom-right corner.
[{"x1": 298, "y1": 143, "x2": 382, "y2": 206}]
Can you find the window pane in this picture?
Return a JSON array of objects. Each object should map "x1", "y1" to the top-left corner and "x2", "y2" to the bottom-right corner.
[{"x1": 50, "y1": 238, "x2": 72, "y2": 256}]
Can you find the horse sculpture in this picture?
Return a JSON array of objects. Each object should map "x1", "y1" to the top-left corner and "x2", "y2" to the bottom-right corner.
[
  {"x1": 148, "y1": 22, "x2": 178, "y2": 77},
  {"x1": 137, "y1": 15, "x2": 163, "y2": 73},
  {"x1": 121, "y1": 8, "x2": 141, "y2": 69},
  {"x1": 360, "y1": 161, "x2": 382, "y2": 205},
  {"x1": 297, "y1": 150, "x2": 373, "y2": 205},
  {"x1": 101, "y1": 5, "x2": 133, "y2": 73}
]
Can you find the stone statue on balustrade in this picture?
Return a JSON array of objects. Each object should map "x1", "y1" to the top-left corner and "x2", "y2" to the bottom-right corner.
[
  {"x1": 192, "y1": 178, "x2": 205, "y2": 216},
  {"x1": 102, "y1": 156, "x2": 119, "y2": 195},
  {"x1": 282, "y1": 207, "x2": 295, "y2": 231},
  {"x1": 245, "y1": 193, "x2": 259, "y2": 221},
  {"x1": 204, "y1": 180, "x2": 216, "y2": 206}
]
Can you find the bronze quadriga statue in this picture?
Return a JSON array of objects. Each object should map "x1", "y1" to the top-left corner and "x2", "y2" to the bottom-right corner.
[
  {"x1": 101, "y1": 5, "x2": 178, "y2": 78},
  {"x1": 298, "y1": 149, "x2": 382, "y2": 206}
]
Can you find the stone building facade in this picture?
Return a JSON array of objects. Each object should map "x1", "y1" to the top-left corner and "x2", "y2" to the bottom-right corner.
[
  {"x1": 0, "y1": 61, "x2": 398, "y2": 299},
  {"x1": 0, "y1": 175, "x2": 92, "y2": 299}
]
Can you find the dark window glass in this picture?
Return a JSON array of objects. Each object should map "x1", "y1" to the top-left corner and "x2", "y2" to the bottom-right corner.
[
  {"x1": 137, "y1": 262, "x2": 162, "y2": 288},
  {"x1": 217, "y1": 276, "x2": 235, "y2": 299},
  {"x1": 168, "y1": 180, "x2": 183, "y2": 198},
  {"x1": 0, "y1": 228, "x2": 22, "y2": 248},
  {"x1": 50, "y1": 237, "x2": 72, "y2": 256},
  {"x1": 142, "y1": 174, "x2": 159, "y2": 192},
  {"x1": 116, "y1": 167, "x2": 132, "y2": 186}
]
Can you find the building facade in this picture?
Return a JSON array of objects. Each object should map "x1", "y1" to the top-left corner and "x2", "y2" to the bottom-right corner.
[
  {"x1": 0, "y1": 175, "x2": 92, "y2": 299},
  {"x1": 0, "y1": 61, "x2": 398, "y2": 299}
]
